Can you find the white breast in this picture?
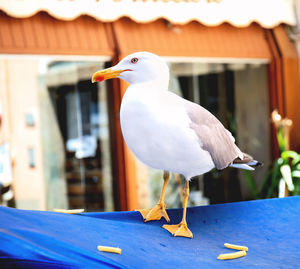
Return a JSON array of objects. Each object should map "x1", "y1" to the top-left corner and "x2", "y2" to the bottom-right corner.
[{"x1": 120, "y1": 84, "x2": 215, "y2": 179}]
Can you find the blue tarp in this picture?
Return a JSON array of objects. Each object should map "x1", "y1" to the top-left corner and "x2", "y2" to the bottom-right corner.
[{"x1": 0, "y1": 196, "x2": 299, "y2": 268}]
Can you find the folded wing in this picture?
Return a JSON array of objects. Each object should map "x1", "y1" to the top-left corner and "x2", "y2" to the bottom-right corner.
[{"x1": 185, "y1": 100, "x2": 243, "y2": 170}]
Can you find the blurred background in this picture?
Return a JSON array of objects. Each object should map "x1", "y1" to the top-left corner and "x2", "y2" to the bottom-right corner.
[{"x1": 0, "y1": 0, "x2": 300, "y2": 212}]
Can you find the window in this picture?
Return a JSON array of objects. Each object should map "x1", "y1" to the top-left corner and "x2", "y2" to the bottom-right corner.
[{"x1": 45, "y1": 62, "x2": 114, "y2": 211}]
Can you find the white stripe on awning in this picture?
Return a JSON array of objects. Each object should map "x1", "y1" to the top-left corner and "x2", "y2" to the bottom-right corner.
[{"x1": 0, "y1": 0, "x2": 296, "y2": 28}]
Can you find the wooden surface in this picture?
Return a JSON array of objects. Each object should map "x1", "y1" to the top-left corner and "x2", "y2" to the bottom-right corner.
[{"x1": 273, "y1": 26, "x2": 300, "y2": 152}]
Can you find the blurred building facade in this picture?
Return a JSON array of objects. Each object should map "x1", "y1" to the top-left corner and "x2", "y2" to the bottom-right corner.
[{"x1": 0, "y1": 0, "x2": 299, "y2": 211}]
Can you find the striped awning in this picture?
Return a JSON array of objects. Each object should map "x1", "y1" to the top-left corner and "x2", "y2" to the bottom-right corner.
[{"x1": 0, "y1": 0, "x2": 296, "y2": 28}]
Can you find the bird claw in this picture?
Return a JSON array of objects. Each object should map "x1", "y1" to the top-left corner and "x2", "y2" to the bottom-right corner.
[
  {"x1": 137, "y1": 202, "x2": 170, "y2": 222},
  {"x1": 162, "y1": 222, "x2": 193, "y2": 238}
]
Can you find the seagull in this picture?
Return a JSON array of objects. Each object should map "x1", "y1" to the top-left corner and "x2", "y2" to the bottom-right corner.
[{"x1": 92, "y1": 52, "x2": 261, "y2": 238}]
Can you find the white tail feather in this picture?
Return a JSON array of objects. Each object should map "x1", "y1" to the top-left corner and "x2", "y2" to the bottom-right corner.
[
  {"x1": 247, "y1": 160, "x2": 259, "y2": 166},
  {"x1": 230, "y1": 163, "x2": 255, "y2": 171}
]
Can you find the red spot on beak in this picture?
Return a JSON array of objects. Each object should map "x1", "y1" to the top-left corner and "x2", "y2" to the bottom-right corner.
[{"x1": 95, "y1": 75, "x2": 104, "y2": 82}]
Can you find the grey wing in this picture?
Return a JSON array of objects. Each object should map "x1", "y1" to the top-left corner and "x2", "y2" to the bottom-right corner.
[{"x1": 185, "y1": 101, "x2": 243, "y2": 170}]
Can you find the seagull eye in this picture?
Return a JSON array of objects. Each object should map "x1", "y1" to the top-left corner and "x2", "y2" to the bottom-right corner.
[{"x1": 131, "y1": 57, "x2": 139, "y2": 64}]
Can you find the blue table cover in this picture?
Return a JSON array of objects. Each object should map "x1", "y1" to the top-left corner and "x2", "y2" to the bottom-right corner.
[{"x1": 0, "y1": 197, "x2": 299, "y2": 268}]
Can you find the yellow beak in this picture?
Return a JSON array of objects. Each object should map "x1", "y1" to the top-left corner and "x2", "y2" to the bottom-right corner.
[{"x1": 91, "y1": 67, "x2": 125, "y2": 83}]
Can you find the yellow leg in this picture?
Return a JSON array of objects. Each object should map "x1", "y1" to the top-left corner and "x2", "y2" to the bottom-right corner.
[
  {"x1": 162, "y1": 180, "x2": 193, "y2": 238},
  {"x1": 137, "y1": 171, "x2": 170, "y2": 222}
]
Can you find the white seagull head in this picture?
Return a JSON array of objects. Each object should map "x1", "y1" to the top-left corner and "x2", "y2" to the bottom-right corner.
[{"x1": 92, "y1": 52, "x2": 170, "y2": 89}]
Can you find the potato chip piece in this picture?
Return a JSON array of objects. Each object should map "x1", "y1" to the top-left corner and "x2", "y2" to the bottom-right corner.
[
  {"x1": 224, "y1": 243, "x2": 248, "y2": 251},
  {"x1": 218, "y1": 250, "x2": 246, "y2": 260},
  {"x1": 53, "y1": 209, "x2": 84, "y2": 214},
  {"x1": 97, "y1": 245, "x2": 122, "y2": 255}
]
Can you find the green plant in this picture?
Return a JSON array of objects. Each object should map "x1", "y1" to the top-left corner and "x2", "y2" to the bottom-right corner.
[
  {"x1": 244, "y1": 111, "x2": 300, "y2": 199},
  {"x1": 244, "y1": 150, "x2": 300, "y2": 199}
]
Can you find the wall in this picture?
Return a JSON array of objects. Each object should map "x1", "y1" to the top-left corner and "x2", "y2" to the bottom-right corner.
[{"x1": 0, "y1": 58, "x2": 46, "y2": 209}]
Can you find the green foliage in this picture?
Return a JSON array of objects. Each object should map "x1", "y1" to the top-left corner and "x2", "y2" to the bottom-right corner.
[
  {"x1": 244, "y1": 124, "x2": 300, "y2": 199},
  {"x1": 244, "y1": 150, "x2": 300, "y2": 199},
  {"x1": 276, "y1": 127, "x2": 287, "y2": 153}
]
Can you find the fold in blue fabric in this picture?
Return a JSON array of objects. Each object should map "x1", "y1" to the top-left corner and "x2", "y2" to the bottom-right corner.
[{"x1": 0, "y1": 197, "x2": 299, "y2": 268}]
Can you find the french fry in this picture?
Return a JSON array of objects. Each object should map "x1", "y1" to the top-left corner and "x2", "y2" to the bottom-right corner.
[
  {"x1": 53, "y1": 209, "x2": 84, "y2": 214},
  {"x1": 97, "y1": 245, "x2": 122, "y2": 255},
  {"x1": 224, "y1": 243, "x2": 248, "y2": 251},
  {"x1": 217, "y1": 250, "x2": 246, "y2": 260}
]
